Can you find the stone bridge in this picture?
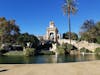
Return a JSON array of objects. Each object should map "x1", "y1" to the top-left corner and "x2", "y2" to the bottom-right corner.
[{"x1": 58, "y1": 39, "x2": 100, "y2": 52}]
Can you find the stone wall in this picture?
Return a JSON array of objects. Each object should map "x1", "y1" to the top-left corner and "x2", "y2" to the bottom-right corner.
[{"x1": 58, "y1": 39, "x2": 100, "y2": 52}]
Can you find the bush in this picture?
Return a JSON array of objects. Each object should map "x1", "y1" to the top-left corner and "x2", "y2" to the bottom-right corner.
[
  {"x1": 67, "y1": 44, "x2": 73, "y2": 50},
  {"x1": 1, "y1": 43, "x2": 13, "y2": 51},
  {"x1": 39, "y1": 50, "x2": 55, "y2": 55},
  {"x1": 56, "y1": 43, "x2": 78, "y2": 55},
  {"x1": 0, "y1": 48, "x2": 4, "y2": 51},
  {"x1": 96, "y1": 36, "x2": 100, "y2": 44},
  {"x1": 56, "y1": 45, "x2": 65, "y2": 55},
  {"x1": 95, "y1": 47, "x2": 100, "y2": 54},
  {"x1": 4, "y1": 51, "x2": 24, "y2": 56},
  {"x1": 0, "y1": 48, "x2": 4, "y2": 55},
  {"x1": 24, "y1": 48, "x2": 35, "y2": 56},
  {"x1": 56, "y1": 43, "x2": 74, "y2": 55},
  {"x1": 12, "y1": 45, "x2": 23, "y2": 51},
  {"x1": 80, "y1": 47, "x2": 92, "y2": 53},
  {"x1": 0, "y1": 48, "x2": 8, "y2": 55}
]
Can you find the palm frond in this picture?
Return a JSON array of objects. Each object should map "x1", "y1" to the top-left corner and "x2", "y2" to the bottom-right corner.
[
  {"x1": 62, "y1": 3, "x2": 67, "y2": 15},
  {"x1": 63, "y1": 0, "x2": 77, "y2": 15},
  {"x1": 71, "y1": 7, "x2": 77, "y2": 14}
]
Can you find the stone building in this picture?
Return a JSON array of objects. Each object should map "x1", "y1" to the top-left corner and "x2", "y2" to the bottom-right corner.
[{"x1": 44, "y1": 21, "x2": 60, "y2": 42}]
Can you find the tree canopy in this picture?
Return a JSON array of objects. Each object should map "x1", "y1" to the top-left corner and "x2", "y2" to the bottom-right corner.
[
  {"x1": 63, "y1": 0, "x2": 77, "y2": 44},
  {"x1": 0, "y1": 17, "x2": 39, "y2": 48},
  {"x1": 0, "y1": 17, "x2": 20, "y2": 43},
  {"x1": 63, "y1": 32, "x2": 78, "y2": 40},
  {"x1": 17, "y1": 33, "x2": 39, "y2": 48},
  {"x1": 80, "y1": 19, "x2": 100, "y2": 43}
]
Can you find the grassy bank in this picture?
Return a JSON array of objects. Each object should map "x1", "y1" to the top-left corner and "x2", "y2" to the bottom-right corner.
[
  {"x1": 3, "y1": 50, "x2": 55, "y2": 56},
  {"x1": 4, "y1": 51, "x2": 24, "y2": 56}
]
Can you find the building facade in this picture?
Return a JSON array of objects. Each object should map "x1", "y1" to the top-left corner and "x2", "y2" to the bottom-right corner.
[{"x1": 44, "y1": 21, "x2": 60, "y2": 42}]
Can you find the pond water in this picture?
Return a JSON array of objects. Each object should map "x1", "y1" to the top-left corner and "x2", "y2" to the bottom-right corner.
[{"x1": 0, "y1": 54, "x2": 100, "y2": 64}]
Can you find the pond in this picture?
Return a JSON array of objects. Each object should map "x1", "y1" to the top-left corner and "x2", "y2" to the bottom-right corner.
[{"x1": 0, "y1": 54, "x2": 100, "y2": 64}]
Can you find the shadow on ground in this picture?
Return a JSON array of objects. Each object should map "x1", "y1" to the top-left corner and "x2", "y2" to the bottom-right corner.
[{"x1": 0, "y1": 69, "x2": 8, "y2": 72}]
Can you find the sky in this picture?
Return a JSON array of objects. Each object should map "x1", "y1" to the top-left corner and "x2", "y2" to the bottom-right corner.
[{"x1": 0, "y1": 0, "x2": 100, "y2": 36}]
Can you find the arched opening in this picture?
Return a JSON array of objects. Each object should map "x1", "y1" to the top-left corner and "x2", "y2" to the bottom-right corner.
[{"x1": 49, "y1": 33, "x2": 54, "y2": 41}]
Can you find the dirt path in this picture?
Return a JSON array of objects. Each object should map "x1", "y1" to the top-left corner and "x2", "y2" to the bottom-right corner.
[{"x1": 0, "y1": 61, "x2": 100, "y2": 75}]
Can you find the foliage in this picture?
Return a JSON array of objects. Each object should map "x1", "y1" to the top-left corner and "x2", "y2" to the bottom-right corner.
[
  {"x1": 80, "y1": 20, "x2": 100, "y2": 43},
  {"x1": 57, "y1": 43, "x2": 76, "y2": 55},
  {"x1": 63, "y1": 0, "x2": 77, "y2": 15},
  {"x1": 0, "y1": 48, "x2": 4, "y2": 51},
  {"x1": 67, "y1": 44, "x2": 73, "y2": 50},
  {"x1": 11, "y1": 45, "x2": 23, "y2": 51},
  {"x1": 0, "y1": 17, "x2": 39, "y2": 50},
  {"x1": 63, "y1": 32, "x2": 78, "y2": 40},
  {"x1": 17, "y1": 33, "x2": 39, "y2": 48},
  {"x1": 0, "y1": 48, "x2": 7, "y2": 55},
  {"x1": 0, "y1": 17, "x2": 20, "y2": 43},
  {"x1": 80, "y1": 47, "x2": 92, "y2": 53},
  {"x1": 39, "y1": 50, "x2": 55, "y2": 55},
  {"x1": 95, "y1": 47, "x2": 100, "y2": 54},
  {"x1": 63, "y1": 0, "x2": 77, "y2": 44},
  {"x1": 56, "y1": 45, "x2": 66, "y2": 54},
  {"x1": 96, "y1": 22, "x2": 100, "y2": 43},
  {"x1": 4, "y1": 51, "x2": 24, "y2": 56},
  {"x1": 24, "y1": 48, "x2": 35, "y2": 56},
  {"x1": 96, "y1": 36, "x2": 100, "y2": 44}
]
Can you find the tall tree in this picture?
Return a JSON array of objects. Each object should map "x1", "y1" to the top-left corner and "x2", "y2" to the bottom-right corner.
[
  {"x1": 63, "y1": 0, "x2": 77, "y2": 44},
  {"x1": 80, "y1": 20, "x2": 98, "y2": 43},
  {"x1": 0, "y1": 17, "x2": 7, "y2": 43},
  {"x1": 63, "y1": 32, "x2": 78, "y2": 40},
  {"x1": 17, "y1": 33, "x2": 39, "y2": 48},
  {"x1": 96, "y1": 22, "x2": 100, "y2": 35},
  {"x1": 95, "y1": 22, "x2": 100, "y2": 44},
  {"x1": 0, "y1": 17, "x2": 20, "y2": 44}
]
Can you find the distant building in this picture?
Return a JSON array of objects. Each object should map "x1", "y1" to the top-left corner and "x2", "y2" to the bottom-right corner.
[
  {"x1": 44, "y1": 21, "x2": 60, "y2": 42},
  {"x1": 37, "y1": 21, "x2": 60, "y2": 42}
]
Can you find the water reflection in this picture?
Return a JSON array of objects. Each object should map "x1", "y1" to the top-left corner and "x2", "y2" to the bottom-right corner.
[{"x1": 0, "y1": 54, "x2": 100, "y2": 64}]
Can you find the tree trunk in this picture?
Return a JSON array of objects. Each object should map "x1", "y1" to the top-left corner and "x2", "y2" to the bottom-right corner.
[{"x1": 68, "y1": 13, "x2": 71, "y2": 44}]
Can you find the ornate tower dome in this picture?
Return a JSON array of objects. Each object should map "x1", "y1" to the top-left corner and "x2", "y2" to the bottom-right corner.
[{"x1": 49, "y1": 21, "x2": 55, "y2": 28}]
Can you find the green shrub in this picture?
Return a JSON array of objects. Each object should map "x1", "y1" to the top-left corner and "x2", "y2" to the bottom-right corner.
[
  {"x1": 0, "y1": 48, "x2": 4, "y2": 55},
  {"x1": 0, "y1": 48, "x2": 8, "y2": 55},
  {"x1": 24, "y1": 48, "x2": 35, "y2": 56},
  {"x1": 56, "y1": 43, "x2": 74, "y2": 55},
  {"x1": 66, "y1": 44, "x2": 73, "y2": 50},
  {"x1": 56, "y1": 45, "x2": 65, "y2": 55},
  {"x1": 0, "y1": 48, "x2": 4, "y2": 51},
  {"x1": 80, "y1": 47, "x2": 92, "y2": 53},
  {"x1": 96, "y1": 36, "x2": 100, "y2": 44},
  {"x1": 57, "y1": 43, "x2": 78, "y2": 55},
  {"x1": 95, "y1": 47, "x2": 100, "y2": 54},
  {"x1": 39, "y1": 50, "x2": 55, "y2": 55},
  {"x1": 4, "y1": 51, "x2": 24, "y2": 56}
]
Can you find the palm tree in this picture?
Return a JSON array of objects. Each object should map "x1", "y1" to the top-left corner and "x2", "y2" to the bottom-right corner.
[{"x1": 63, "y1": 0, "x2": 77, "y2": 44}]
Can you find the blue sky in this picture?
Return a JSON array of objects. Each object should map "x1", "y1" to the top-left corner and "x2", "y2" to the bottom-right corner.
[{"x1": 0, "y1": 0, "x2": 100, "y2": 36}]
